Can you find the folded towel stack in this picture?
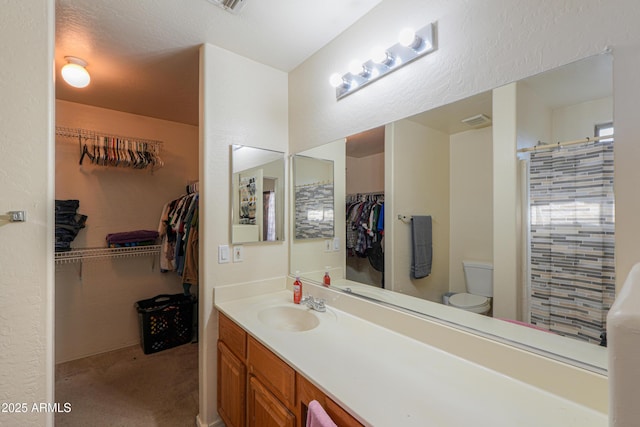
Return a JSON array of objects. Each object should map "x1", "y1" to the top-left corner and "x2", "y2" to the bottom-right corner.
[{"x1": 55, "y1": 199, "x2": 87, "y2": 252}]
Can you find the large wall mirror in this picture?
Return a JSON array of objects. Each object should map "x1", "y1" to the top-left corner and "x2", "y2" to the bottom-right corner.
[
  {"x1": 231, "y1": 145, "x2": 285, "y2": 243},
  {"x1": 290, "y1": 53, "x2": 613, "y2": 374}
]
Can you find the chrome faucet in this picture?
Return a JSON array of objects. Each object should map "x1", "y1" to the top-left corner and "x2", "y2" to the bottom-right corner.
[{"x1": 301, "y1": 295, "x2": 326, "y2": 312}]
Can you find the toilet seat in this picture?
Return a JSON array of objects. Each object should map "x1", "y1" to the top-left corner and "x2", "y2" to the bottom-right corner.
[{"x1": 449, "y1": 293, "x2": 491, "y2": 314}]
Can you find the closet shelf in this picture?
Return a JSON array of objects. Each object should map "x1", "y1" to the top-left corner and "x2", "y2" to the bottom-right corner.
[{"x1": 55, "y1": 245, "x2": 162, "y2": 264}]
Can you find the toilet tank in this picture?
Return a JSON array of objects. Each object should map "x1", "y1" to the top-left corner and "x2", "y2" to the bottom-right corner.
[{"x1": 463, "y1": 261, "x2": 493, "y2": 297}]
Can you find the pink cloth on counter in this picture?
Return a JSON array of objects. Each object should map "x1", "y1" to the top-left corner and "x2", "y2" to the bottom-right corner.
[{"x1": 306, "y1": 400, "x2": 337, "y2": 427}]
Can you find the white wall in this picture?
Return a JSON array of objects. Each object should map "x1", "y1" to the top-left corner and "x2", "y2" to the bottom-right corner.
[
  {"x1": 54, "y1": 100, "x2": 199, "y2": 362},
  {"x1": 449, "y1": 127, "x2": 493, "y2": 294},
  {"x1": 386, "y1": 119, "x2": 450, "y2": 302},
  {"x1": 199, "y1": 43, "x2": 289, "y2": 426},
  {"x1": 493, "y1": 83, "x2": 519, "y2": 320},
  {"x1": 0, "y1": 0, "x2": 54, "y2": 425},
  {"x1": 516, "y1": 81, "x2": 552, "y2": 151},
  {"x1": 552, "y1": 97, "x2": 613, "y2": 143}
]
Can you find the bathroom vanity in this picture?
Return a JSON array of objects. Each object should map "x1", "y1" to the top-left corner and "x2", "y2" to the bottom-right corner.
[
  {"x1": 218, "y1": 311, "x2": 362, "y2": 426},
  {"x1": 215, "y1": 281, "x2": 607, "y2": 426}
]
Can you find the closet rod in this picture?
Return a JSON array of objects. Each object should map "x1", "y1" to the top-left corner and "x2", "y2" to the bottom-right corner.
[
  {"x1": 517, "y1": 134, "x2": 614, "y2": 153},
  {"x1": 55, "y1": 126, "x2": 164, "y2": 153}
]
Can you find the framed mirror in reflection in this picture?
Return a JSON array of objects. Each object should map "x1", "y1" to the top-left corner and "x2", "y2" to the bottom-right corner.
[
  {"x1": 292, "y1": 155, "x2": 335, "y2": 239},
  {"x1": 230, "y1": 145, "x2": 285, "y2": 244},
  {"x1": 290, "y1": 53, "x2": 613, "y2": 374}
]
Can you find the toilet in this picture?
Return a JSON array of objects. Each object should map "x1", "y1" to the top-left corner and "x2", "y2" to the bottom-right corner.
[{"x1": 448, "y1": 260, "x2": 493, "y2": 315}]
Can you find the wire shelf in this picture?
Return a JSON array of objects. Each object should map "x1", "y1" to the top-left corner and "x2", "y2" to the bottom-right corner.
[{"x1": 55, "y1": 245, "x2": 162, "y2": 264}]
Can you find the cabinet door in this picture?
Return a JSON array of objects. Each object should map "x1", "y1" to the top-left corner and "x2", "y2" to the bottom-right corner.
[
  {"x1": 248, "y1": 375, "x2": 295, "y2": 427},
  {"x1": 217, "y1": 341, "x2": 246, "y2": 427},
  {"x1": 296, "y1": 373, "x2": 363, "y2": 427}
]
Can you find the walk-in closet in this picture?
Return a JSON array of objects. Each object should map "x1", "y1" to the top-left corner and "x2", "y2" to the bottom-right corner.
[
  {"x1": 53, "y1": 90, "x2": 200, "y2": 424},
  {"x1": 345, "y1": 126, "x2": 385, "y2": 288}
]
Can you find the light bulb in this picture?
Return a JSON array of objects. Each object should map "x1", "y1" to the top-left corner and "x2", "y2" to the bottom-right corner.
[
  {"x1": 371, "y1": 46, "x2": 392, "y2": 65},
  {"x1": 348, "y1": 59, "x2": 364, "y2": 76},
  {"x1": 61, "y1": 57, "x2": 90, "y2": 88},
  {"x1": 398, "y1": 28, "x2": 419, "y2": 47},
  {"x1": 329, "y1": 73, "x2": 345, "y2": 88}
]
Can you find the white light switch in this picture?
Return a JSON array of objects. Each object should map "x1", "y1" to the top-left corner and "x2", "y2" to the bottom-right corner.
[
  {"x1": 333, "y1": 237, "x2": 340, "y2": 251},
  {"x1": 218, "y1": 245, "x2": 230, "y2": 264}
]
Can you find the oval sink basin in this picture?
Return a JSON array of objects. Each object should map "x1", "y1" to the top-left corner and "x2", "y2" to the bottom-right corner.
[{"x1": 257, "y1": 306, "x2": 320, "y2": 332}]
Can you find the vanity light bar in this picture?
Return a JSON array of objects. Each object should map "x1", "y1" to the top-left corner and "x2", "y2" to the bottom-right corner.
[{"x1": 331, "y1": 22, "x2": 437, "y2": 100}]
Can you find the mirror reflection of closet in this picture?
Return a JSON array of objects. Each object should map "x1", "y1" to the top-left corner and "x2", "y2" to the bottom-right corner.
[{"x1": 345, "y1": 126, "x2": 385, "y2": 288}]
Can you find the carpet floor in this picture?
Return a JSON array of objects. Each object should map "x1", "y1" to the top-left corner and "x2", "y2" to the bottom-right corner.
[{"x1": 55, "y1": 343, "x2": 198, "y2": 427}]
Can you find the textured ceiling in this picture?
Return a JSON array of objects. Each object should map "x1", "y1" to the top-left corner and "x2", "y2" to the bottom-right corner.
[{"x1": 55, "y1": 0, "x2": 383, "y2": 126}]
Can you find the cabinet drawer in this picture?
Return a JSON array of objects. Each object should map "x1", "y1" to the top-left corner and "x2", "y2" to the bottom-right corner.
[
  {"x1": 219, "y1": 312, "x2": 247, "y2": 360},
  {"x1": 325, "y1": 398, "x2": 363, "y2": 427},
  {"x1": 248, "y1": 336, "x2": 296, "y2": 409}
]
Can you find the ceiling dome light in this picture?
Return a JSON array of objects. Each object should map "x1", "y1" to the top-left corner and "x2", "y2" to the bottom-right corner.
[{"x1": 61, "y1": 56, "x2": 91, "y2": 88}]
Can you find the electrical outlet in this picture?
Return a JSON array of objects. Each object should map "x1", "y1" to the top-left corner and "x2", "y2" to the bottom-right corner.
[{"x1": 233, "y1": 245, "x2": 243, "y2": 262}]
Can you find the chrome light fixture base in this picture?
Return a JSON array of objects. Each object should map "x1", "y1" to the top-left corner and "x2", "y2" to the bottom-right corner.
[{"x1": 334, "y1": 22, "x2": 437, "y2": 100}]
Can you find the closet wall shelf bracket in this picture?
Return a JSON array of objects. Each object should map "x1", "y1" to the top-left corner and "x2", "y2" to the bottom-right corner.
[{"x1": 55, "y1": 245, "x2": 162, "y2": 279}]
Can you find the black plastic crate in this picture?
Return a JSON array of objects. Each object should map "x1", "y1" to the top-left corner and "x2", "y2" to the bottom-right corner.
[{"x1": 136, "y1": 294, "x2": 196, "y2": 354}]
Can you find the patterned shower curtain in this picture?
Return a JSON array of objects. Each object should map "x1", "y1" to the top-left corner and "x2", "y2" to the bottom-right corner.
[{"x1": 528, "y1": 140, "x2": 615, "y2": 344}]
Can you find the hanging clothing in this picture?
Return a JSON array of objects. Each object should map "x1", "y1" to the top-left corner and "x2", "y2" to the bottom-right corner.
[
  {"x1": 345, "y1": 194, "x2": 384, "y2": 257},
  {"x1": 158, "y1": 192, "x2": 199, "y2": 290}
]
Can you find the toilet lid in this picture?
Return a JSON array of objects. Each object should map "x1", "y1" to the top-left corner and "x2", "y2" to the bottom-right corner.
[{"x1": 449, "y1": 293, "x2": 489, "y2": 308}]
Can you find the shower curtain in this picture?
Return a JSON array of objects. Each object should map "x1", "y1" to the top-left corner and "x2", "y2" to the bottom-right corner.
[{"x1": 528, "y1": 140, "x2": 615, "y2": 344}]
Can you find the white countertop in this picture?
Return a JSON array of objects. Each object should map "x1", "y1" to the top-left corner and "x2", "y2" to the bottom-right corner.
[
  {"x1": 303, "y1": 273, "x2": 607, "y2": 374},
  {"x1": 216, "y1": 289, "x2": 607, "y2": 427}
]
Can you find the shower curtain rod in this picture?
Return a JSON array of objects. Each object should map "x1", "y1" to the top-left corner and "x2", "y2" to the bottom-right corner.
[{"x1": 517, "y1": 134, "x2": 614, "y2": 153}]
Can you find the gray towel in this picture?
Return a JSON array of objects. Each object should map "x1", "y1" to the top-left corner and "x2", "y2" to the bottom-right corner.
[{"x1": 411, "y1": 215, "x2": 432, "y2": 279}]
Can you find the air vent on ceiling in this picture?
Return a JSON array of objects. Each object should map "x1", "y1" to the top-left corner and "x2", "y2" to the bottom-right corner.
[
  {"x1": 208, "y1": 0, "x2": 247, "y2": 14},
  {"x1": 461, "y1": 114, "x2": 492, "y2": 128}
]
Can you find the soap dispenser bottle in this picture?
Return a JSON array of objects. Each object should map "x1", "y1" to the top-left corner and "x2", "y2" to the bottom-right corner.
[
  {"x1": 293, "y1": 272, "x2": 302, "y2": 304},
  {"x1": 323, "y1": 267, "x2": 331, "y2": 287}
]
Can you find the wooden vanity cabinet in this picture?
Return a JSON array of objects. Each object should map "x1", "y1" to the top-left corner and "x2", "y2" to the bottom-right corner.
[
  {"x1": 218, "y1": 312, "x2": 361, "y2": 427},
  {"x1": 218, "y1": 341, "x2": 246, "y2": 427},
  {"x1": 248, "y1": 375, "x2": 295, "y2": 427},
  {"x1": 297, "y1": 373, "x2": 364, "y2": 427},
  {"x1": 217, "y1": 313, "x2": 247, "y2": 427},
  {"x1": 247, "y1": 336, "x2": 296, "y2": 426}
]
